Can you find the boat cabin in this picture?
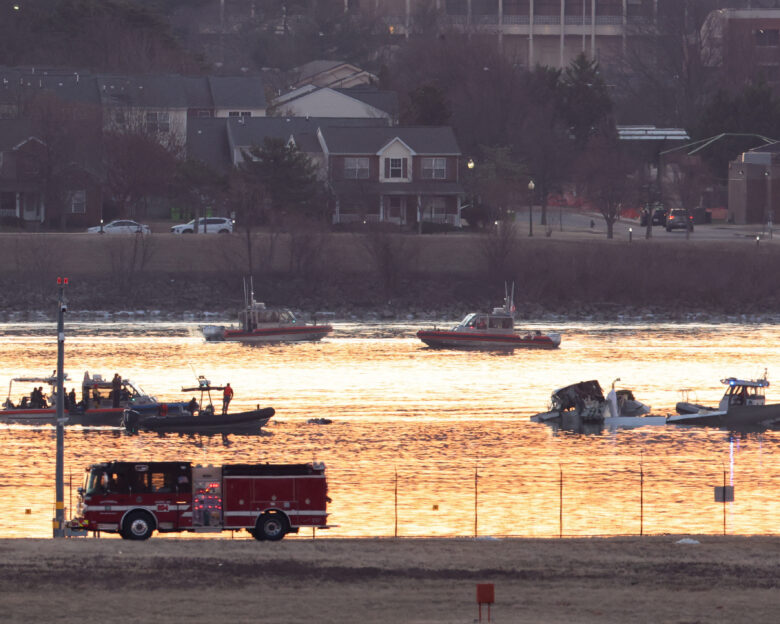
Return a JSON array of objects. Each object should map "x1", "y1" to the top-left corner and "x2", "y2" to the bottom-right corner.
[
  {"x1": 239, "y1": 300, "x2": 297, "y2": 332},
  {"x1": 456, "y1": 309, "x2": 514, "y2": 333},
  {"x1": 81, "y1": 372, "x2": 154, "y2": 409},
  {"x1": 718, "y1": 377, "x2": 768, "y2": 411}
]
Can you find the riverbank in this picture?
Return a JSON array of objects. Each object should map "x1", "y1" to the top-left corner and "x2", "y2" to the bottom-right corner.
[
  {"x1": 2, "y1": 231, "x2": 780, "y2": 319},
  {"x1": 2, "y1": 536, "x2": 779, "y2": 623}
]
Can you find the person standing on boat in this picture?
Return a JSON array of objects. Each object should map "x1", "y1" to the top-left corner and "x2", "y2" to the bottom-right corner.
[
  {"x1": 112, "y1": 374, "x2": 122, "y2": 408},
  {"x1": 222, "y1": 383, "x2": 233, "y2": 415},
  {"x1": 187, "y1": 397, "x2": 199, "y2": 415}
]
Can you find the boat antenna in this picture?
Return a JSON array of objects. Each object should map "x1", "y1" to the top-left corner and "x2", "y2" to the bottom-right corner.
[{"x1": 504, "y1": 282, "x2": 516, "y2": 316}]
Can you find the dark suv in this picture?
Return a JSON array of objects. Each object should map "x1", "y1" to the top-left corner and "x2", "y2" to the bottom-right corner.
[
  {"x1": 665, "y1": 209, "x2": 694, "y2": 232},
  {"x1": 640, "y1": 206, "x2": 667, "y2": 226}
]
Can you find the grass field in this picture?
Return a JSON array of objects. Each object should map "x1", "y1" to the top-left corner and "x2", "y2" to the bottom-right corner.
[{"x1": 2, "y1": 536, "x2": 779, "y2": 623}]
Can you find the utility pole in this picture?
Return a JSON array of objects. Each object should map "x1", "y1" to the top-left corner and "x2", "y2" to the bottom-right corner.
[{"x1": 53, "y1": 277, "x2": 68, "y2": 538}]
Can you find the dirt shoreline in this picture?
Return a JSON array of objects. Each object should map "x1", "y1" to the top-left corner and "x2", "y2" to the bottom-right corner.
[{"x1": 2, "y1": 536, "x2": 779, "y2": 623}]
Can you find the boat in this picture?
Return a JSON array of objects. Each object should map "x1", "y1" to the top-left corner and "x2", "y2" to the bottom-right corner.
[
  {"x1": 201, "y1": 278, "x2": 332, "y2": 344},
  {"x1": 1, "y1": 372, "x2": 186, "y2": 426},
  {"x1": 668, "y1": 373, "x2": 780, "y2": 429},
  {"x1": 122, "y1": 406, "x2": 274, "y2": 435},
  {"x1": 122, "y1": 376, "x2": 274, "y2": 434},
  {"x1": 531, "y1": 378, "x2": 665, "y2": 432},
  {"x1": 416, "y1": 284, "x2": 561, "y2": 350}
]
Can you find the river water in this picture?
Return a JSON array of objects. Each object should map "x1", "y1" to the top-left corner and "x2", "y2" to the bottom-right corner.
[{"x1": 2, "y1": 319, "x2": 780, "y2": 539}]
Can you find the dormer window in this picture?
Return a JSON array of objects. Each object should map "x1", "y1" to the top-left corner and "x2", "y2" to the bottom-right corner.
[
  {"x1": 389, "y1": 158, "x2": 403, "y2": 178},
  {"x1": 385, "y1": 157, "x2": 407, "y2": 179}
]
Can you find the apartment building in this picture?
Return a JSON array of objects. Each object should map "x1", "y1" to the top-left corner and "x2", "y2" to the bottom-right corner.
[{"x1": 371, "y1": 0, "x2": 660, "y2": 69}]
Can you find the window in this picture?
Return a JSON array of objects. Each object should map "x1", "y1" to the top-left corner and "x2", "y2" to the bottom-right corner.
[
  {"x1": 70, "y1": 190, "x2": 86, "y2": 214},
  {"x1": 422, "y1": 157, "x2": 447, "y2": 179},
  {"x1": 755, "y1": 29, "x2": 780, "y2": 47},
  {"x1": 345, "y1": 157, "x2": 369, "y2": 179},
  {"x1": 389, "y1": 158, "x2": 403, "y2": 178},
  {"x1": 228, "y1": 111, "x2": 251, "y2": 117},
  {"x1": 427, "y1": 197, "x2": 447, "y2": 217},
  {"x1": 145, "y1": 111, "x2": 170, "y2": 133}
]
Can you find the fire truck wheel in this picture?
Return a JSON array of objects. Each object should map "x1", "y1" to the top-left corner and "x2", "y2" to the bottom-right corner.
[
  {"x1": 256, "y1": 512, "x2": 288, "y2": 541},
  {"x1": 122, "y1": 511, "x2": 155, "y2": 540}
]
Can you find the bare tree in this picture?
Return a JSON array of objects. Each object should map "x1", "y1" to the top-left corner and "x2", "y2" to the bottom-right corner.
[
  {"x1": 574, "y1": 124, "x2": 639, "y2": 240},
  {"x1": 104, "y1": 232, "x2": 157, "y2": 295},
  {"x1": 479, "y1": 219, "x2": 519, "y2": 282},
  {"x1": 358, "y1": 226, "x2": 417, "y2": 297}
]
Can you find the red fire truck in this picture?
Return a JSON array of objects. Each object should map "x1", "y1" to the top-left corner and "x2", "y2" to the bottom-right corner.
[{"x1": 73, "y1": 461, "x2": 330, "y2": 540}]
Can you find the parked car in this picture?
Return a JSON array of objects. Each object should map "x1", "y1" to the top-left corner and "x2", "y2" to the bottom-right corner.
[
  {"x1": 651, "y1": 207, "x2": 668, "y2": 225},
  {"x1": 639, "y1": 205, "x2": 667, "y2": 227},
  {"x1": 170, "y1": 217, "x2": 233, "y2": 234},
  {"x1": 86, "y1": 220, "x2": 150, "y2": 234},
  {"x1": 665, "y1": 209, "x2": 694, "y2": 232}
]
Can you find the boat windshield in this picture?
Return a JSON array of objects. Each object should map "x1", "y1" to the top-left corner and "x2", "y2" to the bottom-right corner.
[{"x1": 459, "y1": 313, "x2": 476, "y2": 326}]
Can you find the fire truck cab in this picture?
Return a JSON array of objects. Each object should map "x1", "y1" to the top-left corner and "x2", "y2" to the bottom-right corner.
[{"x1": 75, "y1": 461, "x2": 330, "y2": 541}]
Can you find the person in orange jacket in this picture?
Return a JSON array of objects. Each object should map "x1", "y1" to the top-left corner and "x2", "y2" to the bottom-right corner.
[{"x1": 222, "y1": 383, "x2": 234, "y2": 415}]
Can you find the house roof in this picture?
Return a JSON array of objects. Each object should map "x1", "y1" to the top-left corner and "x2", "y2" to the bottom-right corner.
[
  {"x1": 187, "y1": 118, "x2": 232, "y2": 173},
  {"x1": 97, "y1": 74, "x2": 205, "y2": 108},
  {"x1": 334, "y1": 87, "x2": 399, "y2": 118},
  {"x1": 0, "y1": 67, "x2": 101, "y2": 107},
  {"x1": 319, "y1": 126, "x2": 461, "y2": 155},
  {"x1": 291, "y1": 60, "x2": 376, "y2": 88},
  {"x1": 208, "y1": 76, "x2": 266, "y2": 109},
  {"x1": 293, "y1": 60, "x2": 357, "y2": 82},
  {"x1": 617, "y1": 125, "x2": 690, "y2": 141},
  {"x1": 0, "y1": 119, "x2": 39, "y2": 150},
  {"x1": 226, "y1": 116, "x2": 389, "y2": 150}
]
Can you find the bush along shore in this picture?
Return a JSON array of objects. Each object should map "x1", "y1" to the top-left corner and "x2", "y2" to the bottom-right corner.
[{"x1": 2, "y1": 264, "x2": 780, "y2": 324}]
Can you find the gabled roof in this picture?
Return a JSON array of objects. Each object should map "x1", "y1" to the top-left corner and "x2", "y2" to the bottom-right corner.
[
  {"x1": 187, "y1": 118, "x2": 232, "y2": 173},
  {"x1": 226, "y1": 116, "x2": 389, "y2": 151},
  {"x1": 319, "y1": 126, "x2": 461, "y2": 156},
  {"x1": 208, "y1": 76, "x2": 266, "y2": 109},
  {"x1": 0, "y1": 119, "x2": 42, "y2": 150},
  {"x1": 291, "y1": 60, "x2": 376, "y2": 88},
  {"x1": 335, "y1": 87, "x2": 398, "y2": 118},
  {"x1": 293, "y1": 60, "x2": 358, "y2": 82}
]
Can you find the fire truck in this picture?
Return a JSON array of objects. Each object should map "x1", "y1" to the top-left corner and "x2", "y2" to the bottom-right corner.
[{"x1": 73, "y1": 461, "x2": 330, "y2": 540}]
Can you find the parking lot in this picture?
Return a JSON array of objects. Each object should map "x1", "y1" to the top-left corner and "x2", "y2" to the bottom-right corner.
[{"x1": 516, "y1": 205, "x2": 778, "y2": 244}]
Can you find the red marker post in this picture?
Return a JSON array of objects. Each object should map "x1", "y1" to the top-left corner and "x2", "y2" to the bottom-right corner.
[{"x1": 476, "y1": 583, "x2": 495, "y2": 622}]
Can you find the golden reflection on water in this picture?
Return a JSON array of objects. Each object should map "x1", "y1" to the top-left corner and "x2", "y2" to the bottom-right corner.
[{"x1": 2, "y1": 320, "x2": 780, "y2": 538}]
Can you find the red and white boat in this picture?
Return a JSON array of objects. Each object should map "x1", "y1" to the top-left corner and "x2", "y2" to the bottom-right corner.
[
  {"x1": 201, "y1": 278, "x2": 332, "y2": 344},
  {"x1": 1, "y1": 372, "x2": 185, "y2": 426},
  {"x1": 416, "y1": 285, "x2": 561, "y2": 350}
]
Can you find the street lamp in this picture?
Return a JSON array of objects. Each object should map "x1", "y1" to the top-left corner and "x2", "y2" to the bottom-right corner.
[{"x1": 528, "y1": 180, "x2": 535, "y2": 237}]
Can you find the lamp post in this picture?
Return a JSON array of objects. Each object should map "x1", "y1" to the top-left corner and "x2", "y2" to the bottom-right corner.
[
  {"x1": 766, "y1": 168, "x2": 773, "y2": 239},
  {"x1": 53, "y1": 277, "x2": 68, "y2": 537},
  {"x1": 528, "y1": 180, "x2": 535, "y2": 237}
]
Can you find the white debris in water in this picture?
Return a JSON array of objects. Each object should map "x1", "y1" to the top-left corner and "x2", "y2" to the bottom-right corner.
[{"x1": 675, "y1": 538, "x2": 700, "y2": 545}]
